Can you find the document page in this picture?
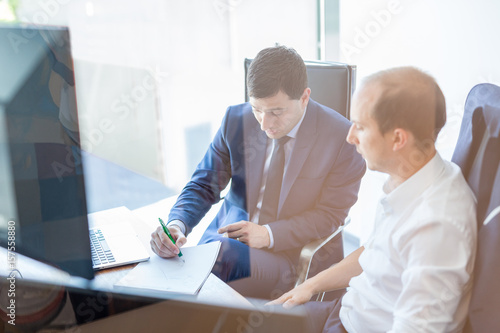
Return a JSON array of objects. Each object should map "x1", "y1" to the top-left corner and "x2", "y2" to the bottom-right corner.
[{"x1": 114, "y1": 241, "x2": 221, "y2": 296}]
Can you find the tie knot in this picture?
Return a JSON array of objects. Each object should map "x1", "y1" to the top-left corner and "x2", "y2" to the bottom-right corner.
[{"x1": 275, "y1": 136, "x2": 290, "y2": 147}]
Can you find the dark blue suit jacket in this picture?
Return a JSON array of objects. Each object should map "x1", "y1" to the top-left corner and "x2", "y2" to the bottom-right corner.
[{"x1": 169, "y1": 99, "x2": 365, "y2": 265}]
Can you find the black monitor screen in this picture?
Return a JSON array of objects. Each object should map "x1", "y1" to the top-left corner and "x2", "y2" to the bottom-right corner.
[{"x1": 0, "y1": 24, "x2": 94, "y2": 279}]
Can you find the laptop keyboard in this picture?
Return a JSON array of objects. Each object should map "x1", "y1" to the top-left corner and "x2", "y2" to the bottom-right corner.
[{"x1": 90, "y1": 228, "x2": 116, "y2": 267}]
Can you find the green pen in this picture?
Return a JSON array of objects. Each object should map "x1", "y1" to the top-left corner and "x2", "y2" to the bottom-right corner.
[{"x1": 159, "y1": 218, "x2": 184, "y2": 260}]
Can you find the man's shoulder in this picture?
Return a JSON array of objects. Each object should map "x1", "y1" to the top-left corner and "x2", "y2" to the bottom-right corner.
[
  {"x1": 421, "y1": 157, "x2": 474, "y2": 204},
  {"x1": 307, "y1": 99, "x2": 352, "y2": 139},
  {"x1": 218, "y1": 102, "x2": 260, "y2": 142},
  {"x1": 439, "y1": 158, "x2": 474, "y2": 198},
  {"x1": 219, "y1": 102, "x2": 254, "y2": 128},
  {"x1": 394, "y1": 158, "x2": 476, "y2": 249},
  {"x1": 309, "y1": 99, "x2": 352, "y2": 128},
  {"x1": 225, "y1": 102, "x2": 252, "y2": 117},
  {"x1": 417, "y1": 157, "x2": 476, "y2": 230}
]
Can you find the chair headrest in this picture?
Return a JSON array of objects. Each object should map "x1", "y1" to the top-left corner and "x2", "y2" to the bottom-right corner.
[
  {"x1": 452, "y1": 83, "x2": 500, "y2": 172},
  {"x1": 464, "y1": 83, "x2": 500, "y2": 122}
]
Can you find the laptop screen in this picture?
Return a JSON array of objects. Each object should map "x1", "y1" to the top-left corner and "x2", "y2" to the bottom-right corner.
[{"x1": 0, "y1": 24, "x2": 94, "y2": 279}]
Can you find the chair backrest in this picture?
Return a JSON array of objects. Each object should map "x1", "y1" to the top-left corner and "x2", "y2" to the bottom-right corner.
[
  {"x1": 244, "y1": 59, "x2": 356, "y2": 119},
  {"x1": 467, "y1": 165, "x2": 500, "y2": 332},
  {"x1": 452, "y1": 83, "x2": 500, "y2": 333},
  {"x1": 452, "y1": 84, "x2": 500, "y2": 225}
]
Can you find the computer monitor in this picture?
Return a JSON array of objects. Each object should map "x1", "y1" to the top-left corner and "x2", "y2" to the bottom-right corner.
[{"x1": 0, "y1": 23, "x2": 94, "y2": 279}]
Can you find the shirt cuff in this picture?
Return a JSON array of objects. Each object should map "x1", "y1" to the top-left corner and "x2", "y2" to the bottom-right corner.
[
  {"x1": 264, "y1": 224, "x2": 274, "y2": 249},
  {"x1": 167, "y1": 219, "x2": 186, "y2": 235}
]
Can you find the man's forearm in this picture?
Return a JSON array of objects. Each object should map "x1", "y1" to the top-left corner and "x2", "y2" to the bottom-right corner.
[{"x1": 305, "y1": 246, "x2": 364, "y2": 294}]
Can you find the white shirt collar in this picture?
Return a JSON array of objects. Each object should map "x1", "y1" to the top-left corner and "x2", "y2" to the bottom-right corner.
[{"x1": 381, "y1": 152, "x2": 444, "y2": 215}]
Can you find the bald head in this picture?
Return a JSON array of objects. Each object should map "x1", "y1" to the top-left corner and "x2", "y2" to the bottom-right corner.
[{"x1": 356, "y1": 67, "x2": 446, "y2": 143}]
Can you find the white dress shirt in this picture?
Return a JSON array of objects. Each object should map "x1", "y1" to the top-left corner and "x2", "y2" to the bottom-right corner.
[{"x1": 340, "y1": 153, "x2": 477, "y2": 333}]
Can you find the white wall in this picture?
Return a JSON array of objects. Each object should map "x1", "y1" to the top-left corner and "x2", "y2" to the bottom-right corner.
[
  {"x1": 339, "y1": 0, "x2": 500, "y2": 242},
  {"x1": 154, "y1": 0, "x2": 319, "y2": 189},
  {"x1": 14, "y1": 0, "x2": 168, "y2": 182},
  {"x1": 13, "y1": 0, "x2": 317, "y2": 190},
  {"x1": 14, "y1": 0, "x2": 319, "y2": 191}
]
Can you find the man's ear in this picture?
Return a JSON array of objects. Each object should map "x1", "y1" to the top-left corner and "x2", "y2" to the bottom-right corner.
[
  {"x1": 391, "y1": 128, "x2": 409, "y2": 151},
  {"x1": 300, "y1": 88, "x2": 311, "y2": 108}
]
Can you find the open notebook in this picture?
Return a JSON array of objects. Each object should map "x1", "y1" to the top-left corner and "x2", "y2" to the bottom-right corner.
[{"x1": 114, "y1": 241, "x2": 221, "y2": 296}]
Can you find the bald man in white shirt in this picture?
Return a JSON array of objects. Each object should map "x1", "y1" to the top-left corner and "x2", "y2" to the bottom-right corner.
[{"x1": 269, "y1": 67, "x2": 477, "y2": 333}]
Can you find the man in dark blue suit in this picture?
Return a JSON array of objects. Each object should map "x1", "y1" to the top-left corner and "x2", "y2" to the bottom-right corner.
[{"x1": 150, "y1": 45, "x2": 365, "y2": 299}]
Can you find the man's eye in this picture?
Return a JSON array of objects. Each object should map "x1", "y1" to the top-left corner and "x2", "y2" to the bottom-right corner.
[{"x1": 272, "y1": 110, "x2": 283, "y2": 117}]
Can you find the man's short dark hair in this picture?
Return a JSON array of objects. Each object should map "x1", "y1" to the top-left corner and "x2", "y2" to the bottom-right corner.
[
  {"x1": 364, "y1": 67, "x2": 446, "y2": 142},
  {"x1": 247, "y1": 45, "x2": 308, "y2": 100}
]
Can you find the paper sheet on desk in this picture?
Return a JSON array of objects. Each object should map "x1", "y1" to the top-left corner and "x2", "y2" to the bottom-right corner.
[{"x1": 114, "y1": 241, "x2": 221, "y2": 295}]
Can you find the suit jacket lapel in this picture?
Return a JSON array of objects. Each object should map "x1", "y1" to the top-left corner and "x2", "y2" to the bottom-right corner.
[{"x1": 279, "y1": 101, "x2": 318, "y2": 215}]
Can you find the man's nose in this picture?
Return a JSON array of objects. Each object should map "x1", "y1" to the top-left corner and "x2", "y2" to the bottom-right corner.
[
  {"x1": 346, "y1": 123, "x2": 357, "y2": 145},
  {"x1": 260, "y1": 112, "x2": 274, "y2": 130}
]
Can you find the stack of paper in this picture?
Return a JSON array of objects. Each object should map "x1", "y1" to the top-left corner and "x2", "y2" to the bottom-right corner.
[{"x1": 114, "y1": 241, "x2": 221, "y2": 296}]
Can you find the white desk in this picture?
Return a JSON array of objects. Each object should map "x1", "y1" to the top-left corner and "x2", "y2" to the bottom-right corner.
[
  {"x1": 0, "y1": 198, "x2": 247, "y2": 302},
  {"x1": 0, "y1": 197, "x2": 250, "y2": 331},
  {"x1": 91, "y1": 197, "x2": 248, "y2": 307},
  {"x1": 131, "y1": 195, "x2": 218, "y2": 248}
]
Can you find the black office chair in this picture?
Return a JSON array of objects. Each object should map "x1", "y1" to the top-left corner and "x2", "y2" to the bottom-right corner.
[
  {"x1": 244, "y1": 58, "x2": 357, "y2": 299},
  {"x1": 451, "y1": 83, "x2": 500, "y2": 333}
]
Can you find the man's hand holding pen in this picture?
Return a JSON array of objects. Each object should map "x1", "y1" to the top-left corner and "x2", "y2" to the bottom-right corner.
[{"x1": 150, "y1": 221, "x2": 187, "y2": 259}]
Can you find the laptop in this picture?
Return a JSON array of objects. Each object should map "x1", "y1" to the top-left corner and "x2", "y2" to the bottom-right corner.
[{"x1": 87, "y1": 206, "x2": 150, "y2": 270}]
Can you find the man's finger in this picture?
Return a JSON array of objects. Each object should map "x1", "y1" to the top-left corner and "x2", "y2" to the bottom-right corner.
[
  {"x1": 218, "y1": 221, "x2": 245, "y2": 234},
  {"x1": 169, "y1": 226, "x2": 187, "y2": 247},
  {"x1": 226, "y1": 230, "x2": 243, "y2": 239},
  {"x1": 265, "y1": 299, "x2": 279, "y2": 306},
  {"x1": 266, "y1": 294, "x2": 288, "y2": 306},
  {"x1": 283, "y1": 299, "x2": 296, "y2": 309},
  {"x1": 154, "y1": 234, "x2": 176, "y2": 255},
  {"x1": 151, "y1": 236, "x2": 176, "y2": 258},
  {"x1": 175, "y1": 235, "x2": 187, "y2": 248},
  {"x1": 158, "y1": 230, "x2": 180, "y2": 254}
]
